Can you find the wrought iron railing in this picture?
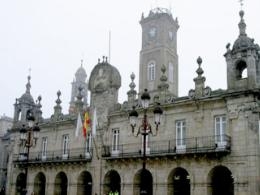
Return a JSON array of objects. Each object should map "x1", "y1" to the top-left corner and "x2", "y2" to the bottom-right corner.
[
  {"x1": 102, "y1": 134, "x2": 231, "y2": 159},
  {"x1": 13, "y1": 147, "x2": 93, "y2": 164}
]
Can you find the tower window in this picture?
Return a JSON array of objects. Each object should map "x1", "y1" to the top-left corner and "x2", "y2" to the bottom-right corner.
[
  {"x1": 236, "y1": 61, "x2": 247, "y2": 79},
  {"x1": 168, "y1": 62, "x2": 174, "y2": 83},
  {"x1": 148, "y1": 62, "x2": 156, "y2": 81}
]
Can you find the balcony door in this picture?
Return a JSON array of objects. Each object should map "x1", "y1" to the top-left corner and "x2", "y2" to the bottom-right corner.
[
  {"x1": 176, "y1": 120, "x2": 186, "y2": 152},
  {"x1": 215, "y1": 116, "x2": 226, "y2": 148}
]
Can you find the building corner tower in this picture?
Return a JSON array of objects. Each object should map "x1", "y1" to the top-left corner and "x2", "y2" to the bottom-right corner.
[{"x1": 139, "y1": 8, "x2": 179, "y2": 97}]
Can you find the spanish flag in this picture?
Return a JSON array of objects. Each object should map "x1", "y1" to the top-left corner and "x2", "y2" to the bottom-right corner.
[{"x1": 83, "y1": 112, "x2": 91, "y2": 138}]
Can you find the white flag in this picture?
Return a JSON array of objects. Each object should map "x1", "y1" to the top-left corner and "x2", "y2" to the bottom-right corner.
[
  {"x1": 75, "y1": 113, "x2": 82, "y2": 137},
  {"x1": 92, "y1": 107, "x2": 97, "y2": 137}
]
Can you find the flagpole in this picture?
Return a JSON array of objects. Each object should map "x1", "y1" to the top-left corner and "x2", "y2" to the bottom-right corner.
[{"x1": 92, "y1": 136, "x2": 99, "y2": 160}]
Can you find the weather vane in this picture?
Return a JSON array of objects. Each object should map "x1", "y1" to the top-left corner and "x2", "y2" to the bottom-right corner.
[{"x1": 239, "y1": 0, "x2": 244, "y2": 10}]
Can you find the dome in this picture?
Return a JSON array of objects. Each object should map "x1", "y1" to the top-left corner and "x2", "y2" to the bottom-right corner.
[
  {"x1": 76, "y1": 66, "x2": 87, "y2": 77},
  {"x1": 232, "y1": 35, "x2": 255, "y2": 51},
  {"x1": 89, "y1": 57, "x2": 121, "y2": 92},
  {"x1": 18, "y1": 76, "x2": 35, "y2": 105},
  {"x1": 75, "y1": 66, "x2": 87, "y2": 82},
  {"x1": 19, "y1": 92, "x2": 35, "y2": 105},
  {"x1": 232, "y1": 10, "x2": 259, "y2": 53}
]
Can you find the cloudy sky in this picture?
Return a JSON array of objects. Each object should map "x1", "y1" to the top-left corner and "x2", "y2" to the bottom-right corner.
[{"x1": 0, "y1": 0, "x2": 260, "y2": 118}]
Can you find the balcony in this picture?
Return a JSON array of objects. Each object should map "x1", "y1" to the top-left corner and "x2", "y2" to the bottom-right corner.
[
  {"x1": 13, "y1": 147, "x2": 93, "y2": 166},
  {"x1": 102, "y1": 134, "x2": 231, "y2": 160}
]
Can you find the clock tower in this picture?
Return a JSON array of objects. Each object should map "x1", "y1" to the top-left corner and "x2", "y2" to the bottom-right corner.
[{"x1": 139, "y1": 8, "x2": 179, "y2": 97}]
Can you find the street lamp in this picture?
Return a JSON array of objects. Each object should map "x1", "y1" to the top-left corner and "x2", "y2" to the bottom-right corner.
[
  {"x1": 19, "y1": 110, "x2": 40, "y2": 195},
  {"x1": 129, "y1": 89, "x2": 163, "y2": 170}
]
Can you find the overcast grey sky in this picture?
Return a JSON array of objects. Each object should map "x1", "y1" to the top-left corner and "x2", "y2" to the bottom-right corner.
[{"x1": 0, "y1": 0, "x2": 260, "y2": 118}]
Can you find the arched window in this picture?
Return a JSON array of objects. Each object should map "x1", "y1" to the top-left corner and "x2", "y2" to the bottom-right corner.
[
  {"x1": 236, "y1": 61, "x2": 247, "y2": 79},
  {"x1": 148, "y1": 62, "x2": 156, "y2": 81}
]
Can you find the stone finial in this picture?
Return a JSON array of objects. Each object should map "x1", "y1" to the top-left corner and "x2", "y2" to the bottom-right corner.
[
  {"x1": 37, "y1": 95, "x2": 42, "y2": 107},
  {"x1": 238, "y1": 10, "x2": 247, "y2": 36},
  {"x1": 127, "y1": 72, "x2": 137, "y2": 107},
  {"x1": 196, "y1": 56, "x2": 204, "y2": 77},
  {"x1": 53, "y1": 90, "x2": 63, "y2": 120},
  {"x1": 158, "y1": 64, "x2": 169, "y2": 90},
  {"x1": 26, "y1": 75, "x2": 31, "y2": 94},
  {"x1": 161, "y1": 64, "x2": 166, "y2": 74},
  {"x1": 80, "y1": 59, "x2": 83, "y2": 67},
  {"x1": 226, "y1": 43, "x2": 231, "y2": 50},
  {"x1": 141, "y1": 12, "x2": 144, "y2": 20},
  {"x1": 98, "y1": 58, "x2": 101, "y2": 64},
  {"x1": 35, "y1": 95, "x2": 43, "y2": 122},
  {"x1": 56, "y1": 90, "x2": 62, "y2": 105},
  {"x1": 193, "y1": 56, "x2": 207, "y2": 98},
  {"x1": 197, "y1": 56, "x2": 202, "y2": 66},
  {"x1": 129, "y1": 72, "x2": 136, "y2": 90}
]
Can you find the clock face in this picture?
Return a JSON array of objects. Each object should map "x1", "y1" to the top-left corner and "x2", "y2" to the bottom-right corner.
[{"x1": 148, "y1": 27, "x2": 157, "y2": 38}]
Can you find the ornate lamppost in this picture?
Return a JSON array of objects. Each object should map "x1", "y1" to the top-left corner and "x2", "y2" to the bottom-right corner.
[
  {"x1": 19, "y1": 111, "x2": 40, "y2": 195},
  {"x1": 129, "y1": 89, "x2": 163, "y2": 170}
]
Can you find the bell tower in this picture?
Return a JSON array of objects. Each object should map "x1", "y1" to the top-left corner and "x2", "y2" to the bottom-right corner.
[
  {"x1": 139, "y1": 8, "x2": 179, "y2": 97},
  {"x1": 224, "y1": 10, "x2": 260, "y2": 91}
]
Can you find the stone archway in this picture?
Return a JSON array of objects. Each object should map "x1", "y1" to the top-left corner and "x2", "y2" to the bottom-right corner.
[
  {"x1": 54, "y1": 172, "x2": 68, "y2": 195},
  {"x1": 208, "y1": 166, "x2": 234, "y2": 195},
  {"x1": 33, "y1": 172, "x2": 46, "y2": 195},
  {"x1": 133, "y1": 169, "x2": 153, "y2": 195},
  {"x1": 77, "y1": 171, "x2": 92, "y2": 195},
  {"x1": 167, "y1": 167, "x2": 190, "y2": 195},
  {"x1": 15, "y1": 173, "x2": 26, "y2": 195},
  {"x1": 103, "y1": 170, "x2": 121, "y2": 195}
]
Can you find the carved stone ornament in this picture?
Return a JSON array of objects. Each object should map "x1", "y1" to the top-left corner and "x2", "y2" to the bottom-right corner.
[
  {"x1": 204, "y1": 86, "x2": 212, "y2": 97},
  {"x1": 188, "y1": 89, "x2": 195, "y2": 99}
]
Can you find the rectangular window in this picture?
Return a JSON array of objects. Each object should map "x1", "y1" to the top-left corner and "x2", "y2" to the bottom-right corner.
[
  {"x1": 141, "y1": 134, "x2": 150, "y2": 154},
  {"x1": 112, "y1": 129, "x2": 120, "y2": 156},
  {"x1": 85, "y1": 133, "x2": 92, "y2": 158},
  {"x1": 215, "y1": 115, "x2": 226, "y2": 146},
  {"x1": 41, "y1": 137, "x2": 48, "y2": 160},
  {"x1": 176, "y1": 120, "x2": 186, "y2": 152},
  {"x1": 62, "y1": 134, "x2": 69, "y2": 159}
]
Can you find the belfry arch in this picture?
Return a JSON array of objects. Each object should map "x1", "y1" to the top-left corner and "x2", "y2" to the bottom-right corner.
[{"x1": 235, "y1": 60, "x2": 247, "y2": 79}]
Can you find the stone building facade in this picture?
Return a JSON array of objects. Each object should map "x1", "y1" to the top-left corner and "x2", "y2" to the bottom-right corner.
[{"x1": 4, "y1": 7, "x2": 260, "y2": 195}]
